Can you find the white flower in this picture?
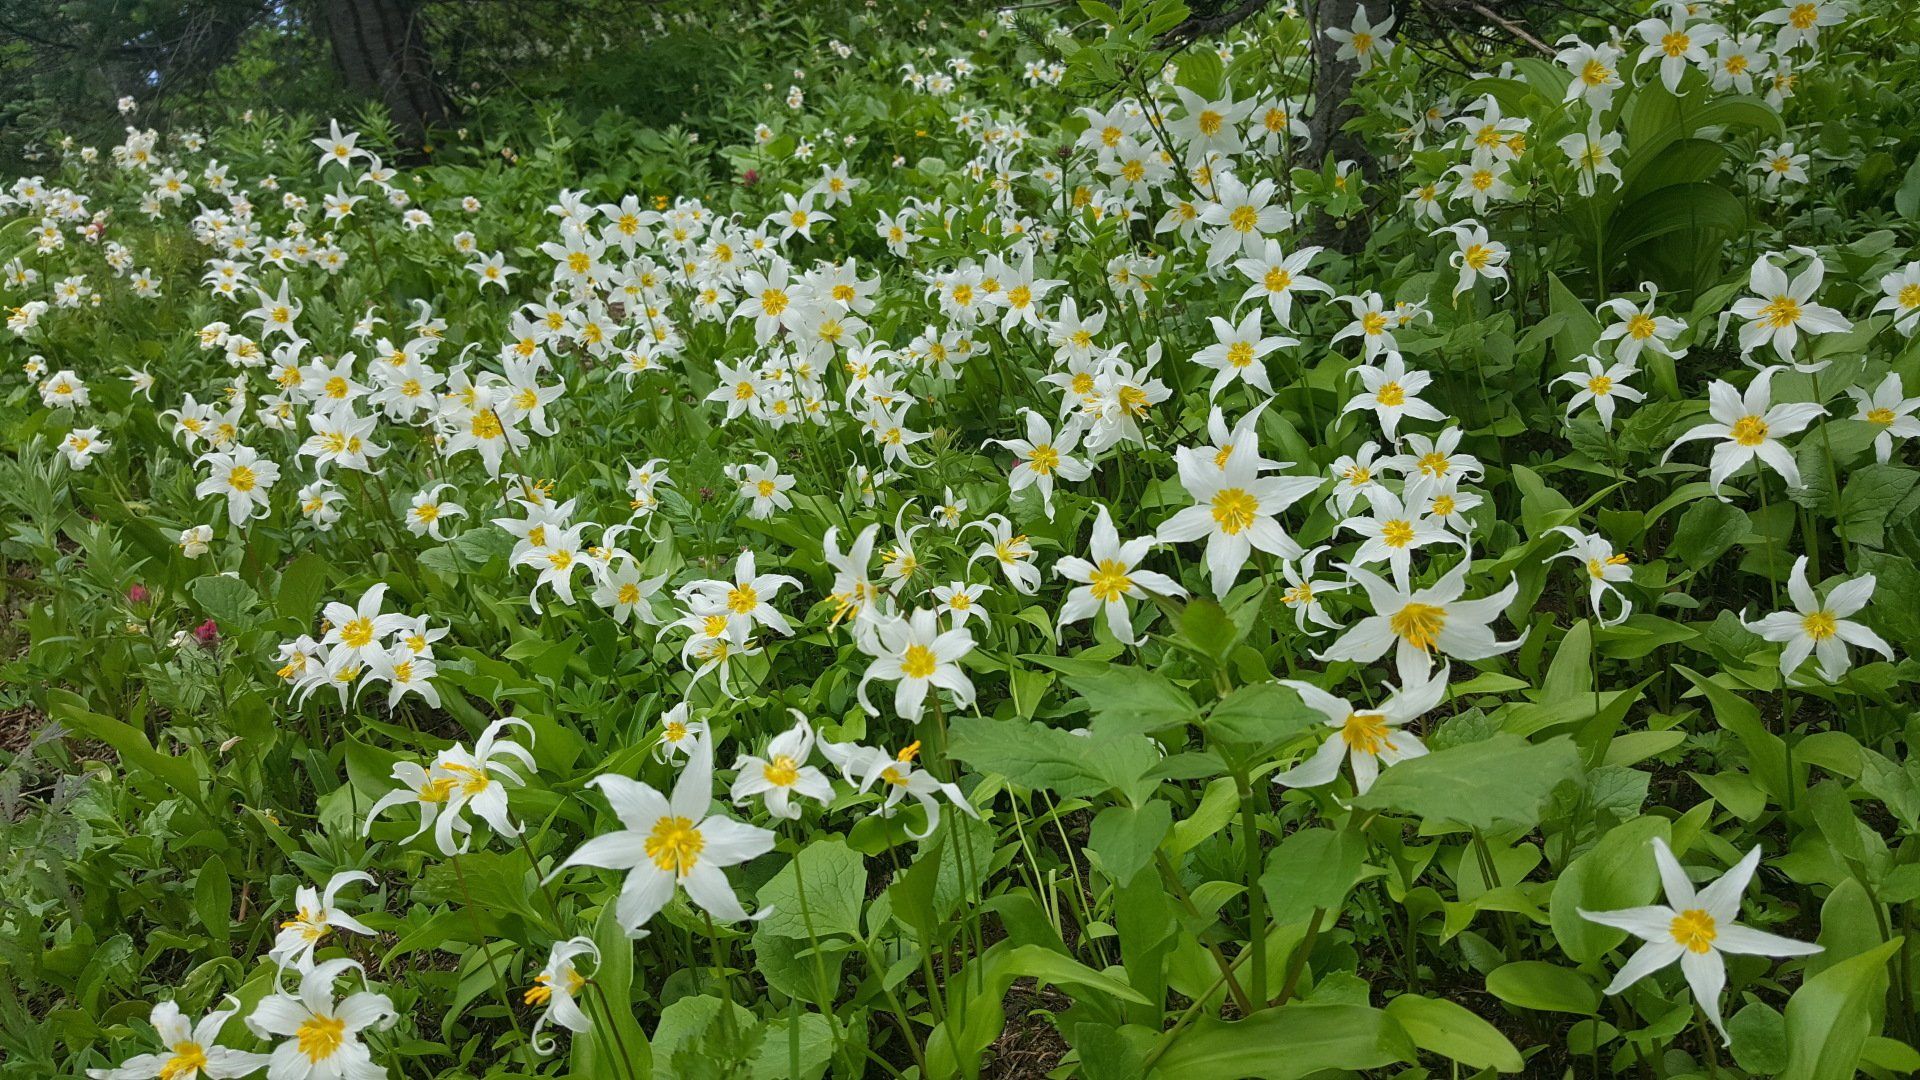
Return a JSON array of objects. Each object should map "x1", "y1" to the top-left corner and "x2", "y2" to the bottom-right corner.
[
  {"x1": 989, "y1": 409, "x2": 1090, "y2": 520},
  {"x1": 730, "y1": 711, "x2": 836, "y2": 820},
  {"x1": 931, "y1": 580, "x2": 990, "y2": 627},
  {"x1": 1753, "y1": 142, "x2": 1808, "y2": 193},
  {"x1": 819, "y1": 738, "x2": 976, "y2": 840},
  {"x1": 178, "y1": 524, "x2": 213, "y2": 558},
  {"x1": 653, "y1": 703, "x2": 707, "y2": 764},
  {"x1": 1664, "y1": 366, "x2": 1826, "y2": 493},
  {"x1": 1730, "y1": 253, "x2": 1851, "y2": 363},
  {"x1": 1871, "y1": 261, "x2": 1920, "y2": 337},
  {"x1": 1754, "y1": 0, "x2": 1843, "y2": 51},
  {"x1": 552, "y1": 730, "x2": 774, "y2": 933},
  {"x1": 195, "y1": 444, "x2": 280, "y2": 527},
  {"x1": 1191, "y1": 308, "x2": 1295, "y2": 399},
  {"x1": 1327, "y1": 4, "x2": 1395, "y2": 73},
  {"x1": 1156, "y1": 442, "x2": 1321, "y2": 597},
  {"x1": 1056, "y1": 503, "x2": 1187, "y2": 645},
  {"x1": 1273, "y1": 665, "x2": 1447, "y2": 794},
  {"x1": 60, "y1": 427, "x2": 109, "y2": 470},
  {"x1": 86, "y1": 998, "x2": 268, "y2": 1080},
  {"x1": 677, "y1": 550, "x2": 801, "y2": 638},
  {"x1": 361, "y1": 761, "x2": 460, "y2": 849},
  {"x1": 1557, "y1": 38, "x2": 1624, "y2": 110},
  {"x1": 269, "y1": 870, "x2": 377, "y2": 972},
  {"x1": 1847, "y1": 372, "x2": 1920, "y2": 463},
  {"x1": 1339, "y1": 487, "x2": 1464, "y2": 588},
  {"x1": 1233, "y1": 240, "x2": 1329, "y2": 328},
  {"x1": 857, "y1": 607, "x2": 976, "y2": 722},
  {"x1": 1598, "y1": 284, "x2": 1687, "y2": 365},
  {"x1": 593, "y1": 556, "x2": 668, "y2": 625},
  {"x1": 1317, "y1": 559, "x2": 1522, "y2": 684},
  {"x1": 405, "y1": 483, "x2": 466, "y2": 539},
  {"x1": 1554, "y1": 354, "x2": 1645, "y2": 431},
  {"x1": 1439, "y1": 220, "x2": 1509, "y2": 297},
  {"x1": 1556, "y1": 122, "x2": 1622, "y2": 197},
  {"x1": 1743, "y1": 555, "x2": 1893, "y2": 682},
  {"x1": 1580, "y1": 839, "x2": 1819, "y2": 1045},
  {"x1": 526, "y1": 937, "x2": 600, "y2": 1055},
  {"x1": 1279, "y1": 546, "x2": 1349, "y2": 634},
  {"x1": 967, "y1": 514, "x2": 1042, "y2": 595},
  {"x1": 1634, "y1": 2, "x2": 1723, "y2": 93},
  {"x1": 1549, "y1": 527, "x2": 1634, "y2": 627},
  {"x1": 1342, "y1": 354, "x2": 1444, "y2": 442},
  {"x1": 428, "y1": 717, "x2": 538, "y2": 854},
  {"x1": 246, "y1": 958, "x2": 395, "y2": 1080}
]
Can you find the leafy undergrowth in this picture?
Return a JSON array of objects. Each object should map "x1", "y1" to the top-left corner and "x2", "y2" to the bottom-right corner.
[{"x1": 5, "y1": 1, "x2": 1920, "y2": 1078}]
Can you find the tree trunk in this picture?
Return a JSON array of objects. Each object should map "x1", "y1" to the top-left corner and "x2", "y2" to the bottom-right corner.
[
  {"x1": 319, "y1": 0, "x2": 446, "y2": 148},
  {"x1": 1307, "y1": 0, "x2": 1387, "y2": 251}
]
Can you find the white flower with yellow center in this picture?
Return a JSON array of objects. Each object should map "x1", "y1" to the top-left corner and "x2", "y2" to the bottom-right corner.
[
  {"x1": 1743, "y1": 555, "x2": 1892, "y2": 682},
  {"x1": 361, "y1": 761, "x2": 462, "y2": 851},
  {"x1": 1157, "y1": 441, "x2": 1322, "y2": 597},
  {"x1": 1597, "y1": 285, "x2": 1688, "y2": 365},
  {"x1": 1439, "y1": 219, "x2": 1509, "y2": 297},
  {"x1": 85, "y1": 998, "x2": 267, "y2": 1080},
  {"x1": 1664, "y1": 366, "x2": 1826, "y2": 493},
  {"x1": 268, "y1": 871, "x2": 377, "y2": 973},
  {"x1": 1633, "y1": 2, "x2": 1723, "y2": 93},
  {"x1": 1317, "y1": 558, "x2": 1522, "y2": 684},
  {"x1": 246, "y1": 958, "x2": 395, "y2": 1080},
  {"x1": 730, "y1": 712, "x2": 836, "y2": 820},
  {"x1": 526, "y1": 937, "x2": 600, "y2": 1055},
  {"x1": 1555, "y1": 39, "x2": 1624, "y2": 110},
  {"x1": 1342, "y1": 353, "x2": 1443, "y2": 442},
  {"x1": 1274, "y1": 665, "x2": 1446, "y2": 794},
  {"x1": 1339, "y1": 487, "x2": 1464, "y2": 589},
  {"x1": 1327, "y1": 4, "x2": 1395, "y2": 73},
  {"x1": 1871, "y1": 261, "x2": 1920, "y2": 337},
  {"x1": 990, "y1": 409, "x2": 1091, "y2": 520},
  {"x1": 1555, "y1": 354, "x2": 1646, "y2": 431},
  {"x1": 1580, "y1": 839, "x2": 1819, "y2": 1045},
  {"x1": 1191, "y1": 307, "x2": 1295, "y2": 399},
  {"x1": 1280, "y1": 545, "x2": 1349, "y2": 634},
  {"x1": 857, "y1": 607, "x2": 977, "y2": 722},
  {"x1": 677, "y1": 550, "x2": 801, "y2": 638},
  {"x1": 1846, "y1": 372, "x2": 1920, "y2": 463},
  {"x1": 1057, "y1": 503, "x2": 1187, "y2": 645},
  {"x1": 819, "y1": 737, "x2": 977, "y2": 840},
  {"x1": 1232, "y1": 239, "x2": 1329, "y2": 328},
  {"x1": 967, "y1": 514, "x2": 1043, "y2": 595},
  {"x1": 1548, "y1": 526, "x2": 1634, "y2": 627},
  {"x1": 194, "y1": 444, "x2": 280, "y2": 527},
  {"x1": 404, "y1": 482, "x2": 466, "y2": 540},
  {"x1": 1730, "y1": 252, "x2": 1851, "y2": 363},
  {"x1": 551, "y1": 731, "x2": 775, "y2": 934}
]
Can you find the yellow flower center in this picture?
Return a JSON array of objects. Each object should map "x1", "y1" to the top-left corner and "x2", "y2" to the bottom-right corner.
[
  {"x1": 1670, "y1": 908, "x2": 1717, "y2": 953},
  {"x1": 1228, "y1": 205, "x2": 1259, "y2": 233},
  {"x1": 1210, "y1": 488, "x2": 1260, "y2": 535},
  {"x1": 340, "y1": 617, "x2": 375, "y2": 649},
  {"x1": 1897, "y1": 284, "x2": 1920, "y2": 309},
  {"x1": 1389, "y1": 602, "x2": 1447, "y2": 651},
  {"x1": 296, "y1": 1014, "x2": 346, "y2": 1062},
  {"x1": 1226, "y1": 341, "x2": 1255, "y2": 368},
  {"x1": 1197, "y1": 110, "x2": 1223, "y2": 136},
  {"x1": 1662, "y1": 32, "x2": 1691, "y2": 57},
  {"x1": 1582, "y1": 58, "x2": 1614, "y2": 85},
  {"x1": 1340, "y1": 712, "x2": 1394, "y2": 755},
  {"x1": 160, "y1": 1042, "x2": 208, "y2": 1080},
  {"x1": 1089, "y1": 559, "x2": 1134, "y2": 602},
  {"x1": 1362, "y1": 312, "x2": 1389, "y2": 336},
  {"x1": 1788, "y1": 2, "x2": 1817, "y2": 28},
  {"x1": 645, "y1": 816, "x2": 704, "y2": 876},
  {"x1": 1351, "y1": 32, "x2": 1374, "y2": 53},
  {"x1": 471, "y1": 410, "x2": 503, "y2": 439},
  {"x1": 1727, "y1": 53, "x2": 1750, "y2": 74},
  {"x1": 727, "y1": 584, "x2": 759, "y2": 614},
  {"x1": 763, "y1": 755, "x2": 800, "y2": 787},
  {"x1": 1264, "y1": 267, "x2": 1293, "y2": 293},
  {"x1": 1374, "y1": 380, "x2": 1405, "y2": 406},
  {"x1": 1867, "y1": 407, "x2": 1895, "y2": 426},
  {"x1": 1027, "y1": 444, "x2": 1060, "y2": 474},
  {"x1": 901, "y1": 643, "x2": 938, "y2": 679},
  {"x1": 1801, "y1": 610, "x2": 1837, "y2": 640},
  {"x1": 1381, "y1": 519, "x2": 1415, "y2": 547},
  {"x1": 1759, "y1": 295, "x2": 1802, "y2": 328},
  {"x1": 227, "y1": 465, "x2": 256, "y2": 492},
  {"x1": 618, "y1": 583, "x2": 642, "y2": 604},
  {"x1": 1588, "y1": 375, "x2": 1614, "y2": 395},
  {"x1": 1730, "y1": 415, "x2": 1770, "y2": 447},
  {"x1": 761, "y1": 289, "x2": 789, "y2": 316},
  {"x1": 1431, "y1": 494, "x2": 1456, "y2": 516}
]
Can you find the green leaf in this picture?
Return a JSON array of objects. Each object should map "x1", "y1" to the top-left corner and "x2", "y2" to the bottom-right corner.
[
  {"x1": 1837, "y1": 464, "x2": 1918, "y2": 548},
  {"x1": 1384, "y1": 994, "x2": 1525, "y2": 1072},
  {"x1": 1351, "y1": 734, "x2": 1582, "y2": 832},
  {"x1": 947, "y1": 715, "x2": 1159, "y2": 803},
  {"x1": 1204, "y1": 682, "x2": 1321, "y2": 751},
  {"x1": 1088, "y1": 800, "x2": 1173, "y2": 887},
  {"x1": 1609, "y1": 183, "x2": 1747, "y2": 253},
  {"x1": 1670, "y1": 500, "x2": 1750, "y2": 570},
  {"x1": 47, "y1": 689, "x2": 202, "y2": 799},
  {"x1": 187, "y1": 573, "x2": 261, "y2": 627},
  {"x1": 1550, "y1": 815, "x2": 1669, "y2": 963},
  {"x1": 1148, "y1": 1003, "x2": 1416, "y2": 1078},
  {"x1": 1260, "y1": 827, "x2": 1365, "y2": 924},
  {"x1": 1782, "y1": 938, "x2": 1904, "y2": 1080},
  {"x1": 1174, "y1": 49, "x2": 1223, "y2": 100},
  {"x1": 1896, "y1": 154, "x2": 1920, "y2": 221},
  {"x1": 1677, "y1": 667, "x2": 1788, "y2": 800},
  {"x1": 275, "y1": 552, "x2": 331, "y2": 620},
  {"x1": 1064, "y1": 665, "x2": 1198, "y2": 736},
  {"x1": 194, "y1": 855, "x2": 232, "y2": 948},
  {"x1": 1485, "y1": 961, "x2": 1600, "y2": 1015},
  {"x1": 753, "y1": 838, "x2": 867, "y2": 941}
]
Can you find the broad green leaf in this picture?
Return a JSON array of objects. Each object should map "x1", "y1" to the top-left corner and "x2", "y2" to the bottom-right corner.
[
  {"x1": 1485, "y1": 961, "x2": 1600, "y2": 1015},
  {"x1": 1782, "y1": 938, "x2": 1903, "y2": 1080},
  {"x1": 1148, "y1": 1003, "x2": 1416, "y2": 1078},
  {"x1": 1384, "y1": 994, "x2": 1525, "y2": 1072},
  {"x1": 1351, "y1": 734, "x2": 1582, "y2": 832},
  {"x1": 1550, "y1": 815, "x2": 1669, "y2": 962},
  {"x1": 1088, "y1": 800, "x2": 1173, "y2": 887},
  {"x1": 753, "y1": 838, "x2": 867, "y2": 941}
]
